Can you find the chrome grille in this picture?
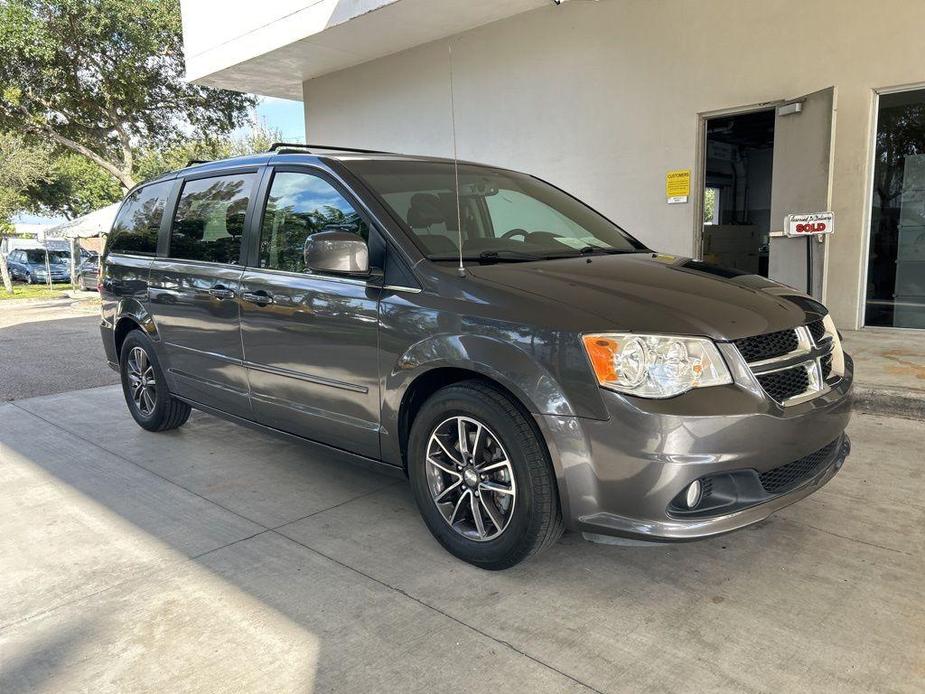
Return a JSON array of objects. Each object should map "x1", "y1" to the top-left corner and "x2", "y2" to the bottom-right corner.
[
  {"x1": 755, "y1": 365, "x2": 810, "y2": 402},
  {"x1": 732, "y1": 328, "x2": 798, "y2": 363},
  {"x1": 732, "y1": 321, "x2": 839, "y2": 406},
  {"x1": 807, "y1": 319, "x2": 829, "y2": 345}
]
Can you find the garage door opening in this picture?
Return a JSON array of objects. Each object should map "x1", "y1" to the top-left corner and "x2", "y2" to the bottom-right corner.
[{"x1": 700, "y1": 109, "x2": 775, "y2": 277}]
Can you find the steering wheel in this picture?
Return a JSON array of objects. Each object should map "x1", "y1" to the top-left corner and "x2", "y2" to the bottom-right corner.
[{"x1": 501, "y1": 228, "x2": 529, "y2": 240}]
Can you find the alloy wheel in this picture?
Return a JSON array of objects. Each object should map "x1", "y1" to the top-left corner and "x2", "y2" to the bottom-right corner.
[
  {"x1": 425, "y1": 416, "x2": 516, "y2": 541},
  {"x1": 127, "y1": 346, "x2": 157, "y2": 416}
]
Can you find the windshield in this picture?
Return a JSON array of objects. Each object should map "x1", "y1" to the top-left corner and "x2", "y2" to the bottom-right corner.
[
  {"x1": 25, "y1": 250, "x2": 68, "y2": 265},
  {"x1": 346, "y1": 160, "x2": 646, "y2": 260}
]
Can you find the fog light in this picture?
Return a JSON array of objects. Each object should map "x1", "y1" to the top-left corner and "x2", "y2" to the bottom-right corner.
[{"x1": 684, "y1": 480, "x2": 702, "y2": 509}]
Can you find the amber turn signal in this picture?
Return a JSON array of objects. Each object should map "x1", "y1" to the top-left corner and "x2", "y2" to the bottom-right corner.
[{"x1": 582, "y1": 334, "x2": 619, "y2": 383}]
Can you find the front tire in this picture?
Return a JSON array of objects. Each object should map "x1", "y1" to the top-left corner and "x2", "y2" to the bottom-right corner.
[
  {"x1": 119, "y1": 330, "x2": 191, "y2": 432},
  {"x1": 408, "y1": 380, "x2": 563, "y2": 570}
]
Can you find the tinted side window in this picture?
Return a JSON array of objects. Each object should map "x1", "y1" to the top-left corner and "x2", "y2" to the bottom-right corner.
[
  {"x1": 108, "y1": 181, "x2": 171, "y2": 256},
  {"x1": 258, "y1": 172, "x2": 368, "y2": 272},
  {"x1": 169, "y1": 173, "x2": 256, "y2": 264}
]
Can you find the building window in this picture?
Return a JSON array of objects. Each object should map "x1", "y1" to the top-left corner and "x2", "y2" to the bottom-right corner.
[
  {"x1": 865, "y1": 88, "x2": 925, "y2": 328},
  {"x1": 703, "y1": 187, "x2": 721, "y2": 225}
]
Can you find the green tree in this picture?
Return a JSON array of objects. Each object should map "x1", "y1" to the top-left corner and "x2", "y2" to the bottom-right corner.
[
  {"x1": 0, "y1": 130, "x2": 51, "y2": 231},
  {"x1": 703, "y1": 187, "x2": 718, "y2": 225},
  {"x1": 133, "y1": 121, "x2": 283, "y2": 182},
  {"x1": 27, "y1": 152, "x2": 122, "y2": 219},
  {"x1": 0, "y1": 0, "x2": 256, "y2": 191}
]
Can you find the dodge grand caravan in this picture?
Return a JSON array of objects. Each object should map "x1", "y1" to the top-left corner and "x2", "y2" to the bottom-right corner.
[{"x1": 100, "y1": 145, "x2": 853, "y2": 569}]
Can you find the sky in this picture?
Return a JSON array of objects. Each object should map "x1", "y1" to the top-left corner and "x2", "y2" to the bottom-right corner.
[
  {"x1": 15, "y1": 96, "x2": 305, "y2": 228},
  {"x1": 254, "y1": 96, "x2": 305, "y2": 143}
]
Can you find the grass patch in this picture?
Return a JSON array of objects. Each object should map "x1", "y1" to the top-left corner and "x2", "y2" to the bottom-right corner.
[{"x1": 0, "y1": 283, "x2": 74, "y2": 301}]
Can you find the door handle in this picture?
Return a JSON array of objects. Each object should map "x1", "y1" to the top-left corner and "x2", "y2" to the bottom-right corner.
[
  {"x1": 241, "y1": 290, "x2": 274, "y2": 306},
  {"x1": 209, "y1": 286, "x2": 236, "y2": 300}
]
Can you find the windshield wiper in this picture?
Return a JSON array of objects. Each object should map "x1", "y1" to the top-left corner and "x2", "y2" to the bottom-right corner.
[
  {"x1": 427, "y1": 250, "x2": 540, "y2": 264},
  {"x1": 544, "y1": 246, "x2": 646, "y2": 259},
  {"x1": 476, "y1": 249, "x2": 541, "y2": 264},
  {"x1": 429, "y1": 247, "x2": 643, "y2": 264},
  {"x1": 578, "y1": 246, "x2": 638, "y2": 255}
]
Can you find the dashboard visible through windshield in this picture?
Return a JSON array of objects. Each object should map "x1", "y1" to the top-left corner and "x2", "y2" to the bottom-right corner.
[{"x1": 345, "y1": 159, "x2": 646, "y2": 261}]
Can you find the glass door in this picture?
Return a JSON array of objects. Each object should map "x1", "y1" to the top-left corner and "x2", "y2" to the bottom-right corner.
[{"x1": 865, "y1": 88, "x2": 925, "y2": 328}]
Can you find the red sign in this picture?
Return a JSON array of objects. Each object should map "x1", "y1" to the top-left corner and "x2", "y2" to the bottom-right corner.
[{"x1": 785, "y1": 212, "x2": 835, "y2": 238}]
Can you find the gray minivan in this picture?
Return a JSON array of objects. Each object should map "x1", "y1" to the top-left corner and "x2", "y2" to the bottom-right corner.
[{"x1": 100, "y1": 145, "x2": 853, "y2": 569}]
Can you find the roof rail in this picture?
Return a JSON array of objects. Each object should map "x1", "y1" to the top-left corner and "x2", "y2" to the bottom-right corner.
[
  {"x1": 185, "y1": 159, "x2": 211, "y2": 167},
  {"x1": 268, "y1": 142, "x2": 392, "y2": 155}
]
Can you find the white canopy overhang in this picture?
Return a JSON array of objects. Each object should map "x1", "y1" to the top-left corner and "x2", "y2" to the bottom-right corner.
[
  {"x1": 44, "y1": 203, "x2": 120, "y2": 239},
  {"x1": 181, "y1": 0, "x2": 553, "y2": 99}
]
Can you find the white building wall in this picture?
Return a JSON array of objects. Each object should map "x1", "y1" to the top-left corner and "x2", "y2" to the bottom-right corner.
[{"x1": 301, "y1": 0, "x2": 925, "y2": 330}]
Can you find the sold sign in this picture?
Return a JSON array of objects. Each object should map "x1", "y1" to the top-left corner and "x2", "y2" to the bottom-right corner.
[{"x1": 784, "y1": 212, "x2": 834, "y2": 238}]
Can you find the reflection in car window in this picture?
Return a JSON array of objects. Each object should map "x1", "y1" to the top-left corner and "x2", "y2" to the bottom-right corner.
[
  {"x1": 108, "y1": 181, "x2": 172, "y2": 256},
  {"x1": 346, "y1": 160, "x2": 645, "y2": 259},
  {"x1": 258, "y1": 172, "x2": 368, "y2": 273},
  {"x1": 169, "y1": 174, "x2": 256, "y2": 264},
  {"x1": 486, "y1": 189, "x2": 590, "y2": 241}
]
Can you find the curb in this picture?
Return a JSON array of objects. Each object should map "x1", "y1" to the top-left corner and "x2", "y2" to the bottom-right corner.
[
  {"x1": 0, "y1": 296, "x2": 73, "y2": 308},
  {"x1": 852, "y1": 383, "x2": 925, "y2": 420},
  {"x1": 0, "y1": 295, "x2": 100, "y2": 310}
]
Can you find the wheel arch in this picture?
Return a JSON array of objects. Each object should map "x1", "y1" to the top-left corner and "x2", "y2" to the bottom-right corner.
[
  {"x1": 396, "y1": 367, "x2": 532, "y2": 470},
  {"x1": 381, "y1": 332, "x2": 581, "y2": 516},
  {"x1": 113, "y1": 299, "x2": 159, "y2": 362}
]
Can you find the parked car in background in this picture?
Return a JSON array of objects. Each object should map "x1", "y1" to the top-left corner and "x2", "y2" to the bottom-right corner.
[
  {"x1": 0, "y1": 237, "x2": 68, "y2": 258},
  {"x1": 100, "y1": 146, "x2": 854, "y2": 570},
  {"x1": 6, "y1": 249, "x2": 71, "y2": 283},
  {"x1": 76, "y1": 253, "x2": 100, "y2": 290}
]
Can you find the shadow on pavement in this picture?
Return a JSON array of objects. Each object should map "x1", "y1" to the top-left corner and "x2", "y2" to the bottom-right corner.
[
  {"x1": 0, "y1": 386, "x2": 921, "y2": 692},
  {"x1": 0, "y1": 314, "x2": 118, "y2": 400}
]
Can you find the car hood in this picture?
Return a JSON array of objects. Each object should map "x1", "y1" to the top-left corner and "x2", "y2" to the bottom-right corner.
[{"x1": 466, "y1": 253, "x2": 824, "y2": 341}]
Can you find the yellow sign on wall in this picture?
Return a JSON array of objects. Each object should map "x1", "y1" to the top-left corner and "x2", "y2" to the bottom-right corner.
[{"x1": 666, "y1": 169, "x2": 691, "y2": 204}]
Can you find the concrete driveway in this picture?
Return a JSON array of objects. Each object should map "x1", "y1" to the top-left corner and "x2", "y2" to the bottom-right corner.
[{"x1": 1, "y1": 385, "x2": 922, "y2": 693}]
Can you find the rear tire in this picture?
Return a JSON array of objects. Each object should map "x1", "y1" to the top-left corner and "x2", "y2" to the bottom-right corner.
[
  {"x1": 119, "y1": 330, "x2": 191, "y2": 432},
  {"x1": 408, "y1": 380, "x2": 563, "y2": 570}
]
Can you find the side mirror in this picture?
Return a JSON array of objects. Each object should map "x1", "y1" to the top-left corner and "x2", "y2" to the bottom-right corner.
[{"x1": 303, "y1": 230, "x2": 369, "y2": 276}]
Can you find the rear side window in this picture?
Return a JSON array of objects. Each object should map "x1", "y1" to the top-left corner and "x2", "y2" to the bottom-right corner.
[
  {"x1": 258, "y1": 171, "x2": 368, "y2": 273},
  {"x1": 169, "y1": 173, "x2": 256, "y2": 264},
  {"x1": 108, "y1": 182, "x2": 171, "y2": 256}
]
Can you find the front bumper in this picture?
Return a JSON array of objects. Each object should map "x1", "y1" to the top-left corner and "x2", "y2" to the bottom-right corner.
[
  {"x1": 33, "y1": 273, "x2": 70, "y2": 282},
  {"x1": 580, "y1": 435, "x2": 849, "y2": 541},
  {"x1": 539, "y1": 355, "x2": 853, "y2": 541}
]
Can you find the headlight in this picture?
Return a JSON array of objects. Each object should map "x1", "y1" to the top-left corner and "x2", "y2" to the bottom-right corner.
[{"x1": 581, "y1": 333, "x2": 732, "y2": 398}]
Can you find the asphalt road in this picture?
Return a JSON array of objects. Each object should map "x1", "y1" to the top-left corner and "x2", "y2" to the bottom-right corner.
[{"x1": 0, "y1": 298, "x2": 120, "y2": 400}]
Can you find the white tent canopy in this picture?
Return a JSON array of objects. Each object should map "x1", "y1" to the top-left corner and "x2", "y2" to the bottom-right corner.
[{"x1": 44, "y1": 202, "x2": 120, "y2": 239}]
